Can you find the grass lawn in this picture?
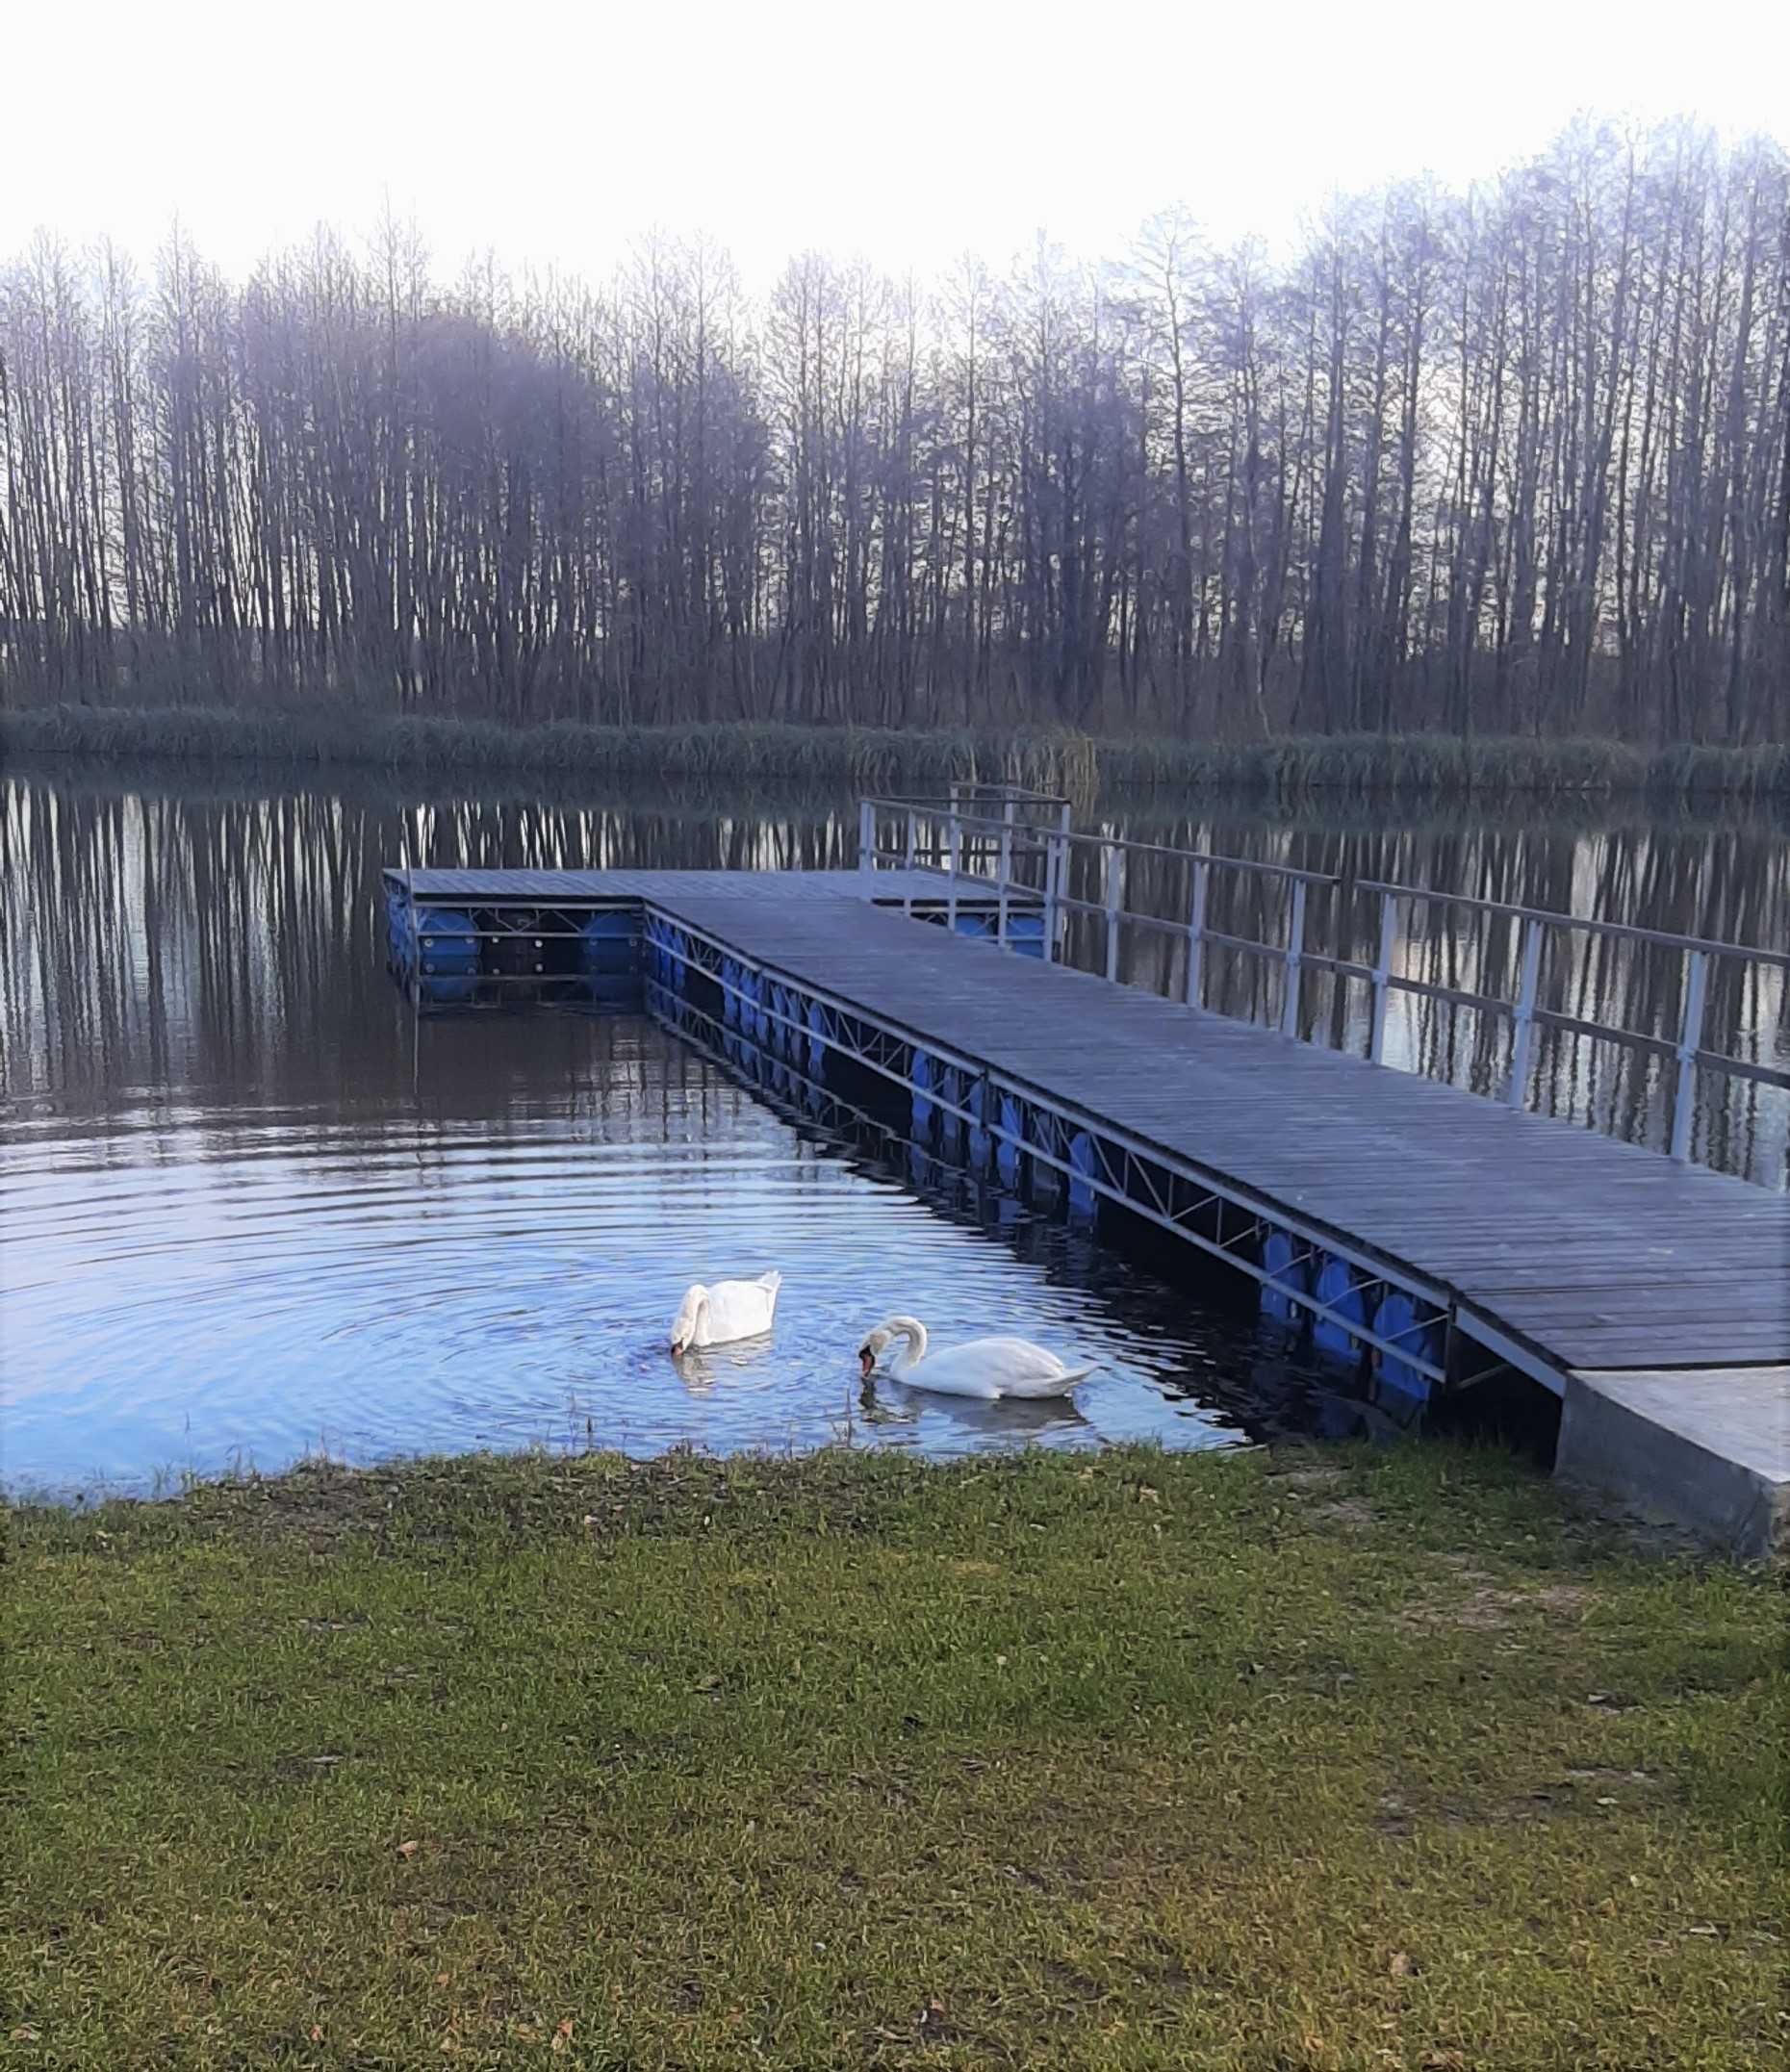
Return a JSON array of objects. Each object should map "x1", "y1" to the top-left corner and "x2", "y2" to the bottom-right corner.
[{"x1": 3, "y1": 1443, "x2": 1782, "y2": 2068}]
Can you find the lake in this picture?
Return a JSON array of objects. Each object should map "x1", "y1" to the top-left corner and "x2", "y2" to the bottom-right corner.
[{"x1": 2, "y1": 762, "x2": 1784, "y2": 1497}]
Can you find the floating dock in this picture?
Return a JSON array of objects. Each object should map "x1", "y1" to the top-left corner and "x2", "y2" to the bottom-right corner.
[{"x1": 383, "y1": 802, "x2": 1789, "y2": 1559}]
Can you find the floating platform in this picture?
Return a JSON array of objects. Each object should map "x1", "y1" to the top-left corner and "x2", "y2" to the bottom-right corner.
[
  {"x1": 382, "y1": 859, "x2": 1790, "y2": 1557},
  {"x1": 382, "y1": 866, "x2": 1044, "y2": 1007}
]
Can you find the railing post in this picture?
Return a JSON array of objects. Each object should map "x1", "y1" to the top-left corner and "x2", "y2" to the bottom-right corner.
[
  {"x1": 1507, "y1": 917, "x2": 1543, "y2": 1110},
  {"x1": 857, "y1": 798, "x2": 875, "y2": 881},
  {"x1": 1041, "y1": 839, "x2": 1055, "y2": 961},
  {"x1": 1104, "y1": 840, "x2": 1124, "y2": 984},
  {"x1": 904, "y1": 808, "x2": 918, "y2": 919},
  {"x1": 1368, "y1": 889, "x2": 1397, "y2": 1063},
  {"x1": 945, "y1": 807, "x2": 962, "y2": 934},
  {"x1": 1281, "y1": 880, "x2": 1308, "y2": 1039},
  {"x1": 1185, "y1": 858, "x2": 1209, "y2": 1010},
  {"x1": 1670, "y1": 947, "x2": 1710, "y2": 1162},
  {"x1": 1044, "y1": 802, "x2": 1070, "y2": 964},
  {"x1": 997, "y1": 798, "x2": 1015, "y2": 952}
]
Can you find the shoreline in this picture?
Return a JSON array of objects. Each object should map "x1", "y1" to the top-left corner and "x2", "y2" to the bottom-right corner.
[{"x1": 6, "y1": 701, "x2": 1788, "y2": 802}]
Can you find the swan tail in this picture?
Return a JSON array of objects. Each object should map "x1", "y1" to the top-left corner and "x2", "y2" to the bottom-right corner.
[
  {"x1": 1003, "y1": 1363, "x2": 1099, "y2": 1399},
  {"x1": 757, "y1": 1269, "x2": 782, "y2": 1297}
]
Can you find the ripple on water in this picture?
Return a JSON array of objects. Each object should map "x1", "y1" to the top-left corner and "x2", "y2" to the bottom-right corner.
[{"x1": 0, "y1": 1018, "x2": 1255, "y2": 1497}]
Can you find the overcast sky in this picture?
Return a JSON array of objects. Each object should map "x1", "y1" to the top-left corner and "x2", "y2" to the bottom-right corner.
[{"x1": 9, "y1": 0, "x2": 1788, "y2": 287}]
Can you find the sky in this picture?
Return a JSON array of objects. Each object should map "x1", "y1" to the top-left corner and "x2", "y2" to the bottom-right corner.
[{"x1": 7, "y1": 0, "x2": 1788, "y2": 288}]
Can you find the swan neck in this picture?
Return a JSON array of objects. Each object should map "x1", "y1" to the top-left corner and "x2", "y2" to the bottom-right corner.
[{"x1": 891, "y1": 1317, "x2": 927, "y2": 1368}]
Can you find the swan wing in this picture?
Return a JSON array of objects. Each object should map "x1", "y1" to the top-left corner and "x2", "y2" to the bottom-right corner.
[
  {"x1": 702, "y1": 1275, "x2": 780, "y2": 1343},
  {"x1": 893, "y1": 1336, "x2": 1094, "y2": 1400},
  {"x1": 956, "y1": 1336, "x2": 1096, "y2": 1398},
  {"x1": 892, "y1": 1346, "x2": 1003, "y2": 1399},
  {"x1": 995, "y1": 1361, "x2": 1099, "y2": 1399}
]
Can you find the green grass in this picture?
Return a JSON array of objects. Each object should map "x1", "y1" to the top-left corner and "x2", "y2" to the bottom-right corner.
[
  {"x1": 3, "y1": 1445, "x2": 1782, "y2": 2069},
  {"x1": 5, "y1": 703, "x2": 1787, "y2": 800}
]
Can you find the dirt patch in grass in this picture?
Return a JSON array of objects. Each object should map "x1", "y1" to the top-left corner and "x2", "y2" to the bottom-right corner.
[
  {"x1": 1266, "y1": 1463, "x2": 1350, "y2": 1495},
  {"x1": 1396, "y1": 1572, "x2": 1605, "y2": 1634},
  {"x1": 1304, "y1": 1496, "x2": 1378, "y2": 1531}
]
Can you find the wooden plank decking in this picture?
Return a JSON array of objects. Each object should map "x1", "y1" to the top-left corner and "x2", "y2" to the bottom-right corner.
[{"x1": 636, "y1": 878, "x2": 1790, "y2": 1382}]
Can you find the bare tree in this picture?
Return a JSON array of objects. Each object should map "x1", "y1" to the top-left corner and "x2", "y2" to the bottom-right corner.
[{"x1": 2, "y1": 119, "x2": 1785, "y2": 746}]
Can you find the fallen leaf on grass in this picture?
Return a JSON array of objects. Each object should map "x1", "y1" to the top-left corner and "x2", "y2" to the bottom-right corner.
[
  {"x1": 1388, "y1": 1951, "x2": 1413, "y2": 1977},
  {"x1": 309, "y1": 2025, "x2": 324, "y2": 2042},
  {"x1": 396, "y1": 1839, "x2": 419, "y2": 1858},
  {"x1": 552, "y1": 2017, "x2": 575, "y2": 2052}
]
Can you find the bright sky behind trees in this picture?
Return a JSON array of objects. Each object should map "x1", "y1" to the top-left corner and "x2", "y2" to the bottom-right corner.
[{"x1": 8, "y1": 0, "x2": 1787, "y2": 282}]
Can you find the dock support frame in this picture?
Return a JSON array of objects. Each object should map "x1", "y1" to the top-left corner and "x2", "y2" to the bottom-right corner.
[{"x1": 646, "y1": 903, "x2": 1473, "y2": 1395}]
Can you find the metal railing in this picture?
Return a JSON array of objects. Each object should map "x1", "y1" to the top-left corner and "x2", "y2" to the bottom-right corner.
[
  {"x1": 1355, "y1": 882, "x2": 1790, "y2": 1164},
  {"x1": 858, "y1": 792, "x2": 1790, "y2": 1173},
  {"x1": 860, "y1": 789, "x2": 1337, "y2": 1036}
]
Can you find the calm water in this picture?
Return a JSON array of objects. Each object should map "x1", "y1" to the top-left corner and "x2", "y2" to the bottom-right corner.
[{"x1": 3, "y1": 764, "x2": 1785, "y2": 1497}]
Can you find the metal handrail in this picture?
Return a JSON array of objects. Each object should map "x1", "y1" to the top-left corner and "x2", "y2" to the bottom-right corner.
[
  {"x1": 857, "y1": 792, "x2": 1788, "y2": 1174},
  {"x1": 859, "y1": 793, "x2": 1328, "y2": 1035},
  {"x1": 1356, "y1": 880, "x2": 1789, "y2": 1161},
  {"x1": 1076, "y1": 829, "x2": 1338, "y2": 885},
  {"x1": 947, "y1": 780, "x2": 1069, "y2": 806},
  {"x1": 881, "y1": 863, "x2": 1317, "y2": 974},
  {"x1": 1358, "y1": 880, "x2": 1790, "y2": 971},
  {"x1": 862, "y1": 796, "x2": 1337, "y2": 883},
  {"x1": 872, "y1": 787, "x2": 1069, "y2": 811}
]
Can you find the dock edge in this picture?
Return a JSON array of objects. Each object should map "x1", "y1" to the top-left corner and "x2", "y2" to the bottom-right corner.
[{"x1": 1558, "y1": 1368, "x2": 1790, "y2": 1562}]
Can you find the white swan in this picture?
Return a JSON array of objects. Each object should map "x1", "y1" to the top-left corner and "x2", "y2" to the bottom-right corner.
[
  {"x1": 857, "y1": 1315, "x2": 1097, "y2": 1399},
  {"x1": 670, "y1": 1271, "x2": 781, "y2": 1354}
]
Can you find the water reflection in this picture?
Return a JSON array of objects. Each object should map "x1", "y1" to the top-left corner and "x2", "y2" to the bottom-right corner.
[
  {"x1": 855, "y1": 1380, "x2": 1091, "y2": 1443},
  {"x1": 1, "y1": 762, "x2": 1784, "y2": 1496},
  {"x1": 5, "y1": 764, "x2": 1783, "y2": 1180}
]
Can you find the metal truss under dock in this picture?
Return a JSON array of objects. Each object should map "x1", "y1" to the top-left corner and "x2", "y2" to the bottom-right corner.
[{"x1": 383, "y1": 855, "x2": 1790, "y2": 1557}]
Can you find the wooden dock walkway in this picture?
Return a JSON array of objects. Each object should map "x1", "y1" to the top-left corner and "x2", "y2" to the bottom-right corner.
[
  {"x1": 390, "y1": 862, "x2": 1787, "y2": 1381},
  {"x1": 644, "y1": 879, "x2": 1788, "y2": 1382},
  {"x1": 385, "y1": 857, "x2": 1789, "y2": 1552}
]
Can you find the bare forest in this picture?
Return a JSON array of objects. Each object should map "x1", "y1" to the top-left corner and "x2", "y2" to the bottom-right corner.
[{"x1": 3, "y1": 120, "x2": 1787, "y2": 747}]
